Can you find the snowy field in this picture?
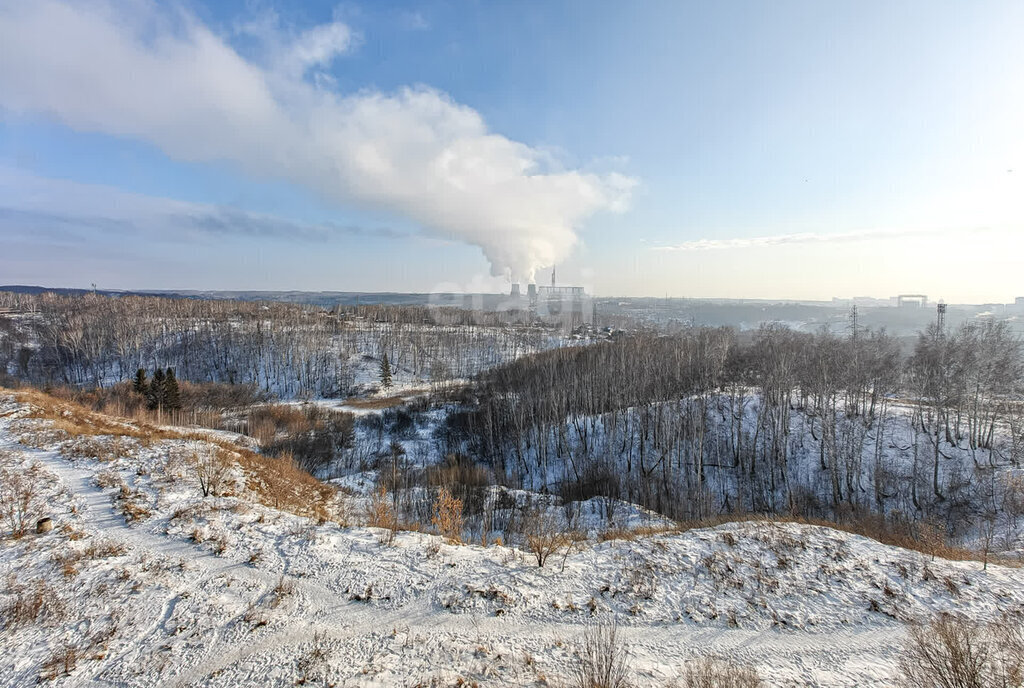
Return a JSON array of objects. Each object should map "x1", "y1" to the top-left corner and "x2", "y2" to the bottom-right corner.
[{"x1": 2, "y1": 392, "x2": 1023, "y2": 687}]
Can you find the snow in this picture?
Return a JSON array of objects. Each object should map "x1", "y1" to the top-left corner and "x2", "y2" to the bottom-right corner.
[{"x1": 2, "y1": 393, "x2": 1024, "y2": 686}]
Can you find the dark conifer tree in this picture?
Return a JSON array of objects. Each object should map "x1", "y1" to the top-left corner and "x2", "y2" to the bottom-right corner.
[
  {"x1": 148, "y1": 368, "x2": 166, "y2": 411},
  {"x1": 133, "y1": 368, "x2": 148, "y2": 395},
  {"x1": 164, "y1": 368, "x2": 181, "y2": 411}
]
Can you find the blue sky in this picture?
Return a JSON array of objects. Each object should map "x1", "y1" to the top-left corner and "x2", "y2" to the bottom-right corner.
[{"x1": 1, "y1": 0, "x2": 1022, "y2": 300}]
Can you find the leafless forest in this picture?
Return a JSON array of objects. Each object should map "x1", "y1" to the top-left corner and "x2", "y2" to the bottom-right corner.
[
  {"x1": 0, "y1": 292, "x2": 576, "y2": 396},
  {"x1": 3, "y1": 291, "x2": 1023, "y2": 546},
  {"x1": 445, "y1": 322, "x2": 1024, "y2": 536}
]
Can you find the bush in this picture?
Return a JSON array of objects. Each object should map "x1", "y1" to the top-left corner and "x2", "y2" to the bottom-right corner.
[
  {"x1": 0, "y1": 465, "x2": 40, "y2": 538},
  {"x1": 899, "y1": 613, "x2": 1024, "y2": 688},
  {"x1": 1, "y1": 579, "x2": 66, "y2": 629},
  {"x1": 40, "y1": 644, "x2": 79, "y2": 681},
  {"x1": 683, "y1": 657, "x2": 762, "y2": 688},
  {"x1": 431, "y1": 486, "x2": 463, "y2": 544},
  {"x1": 522, "y1": 507, "x2": 573, "y2": 568},
  {"x1": 366, "y1": 485, "x2": 397, "y2": 544},
  {"x1": 257, "y1": 405, "x2": 355, "y2": 474},
  {"x1": 572, "y1": 620, "x2": 631, "y2": 688},
  {"x1": 191, "y1": 448, "x2": 231, "y2": 498}
]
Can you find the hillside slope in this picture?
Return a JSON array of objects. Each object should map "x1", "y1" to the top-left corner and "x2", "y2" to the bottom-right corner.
[{"x1": 1, "y1": 392, "x2": 1022, "y2": 687}]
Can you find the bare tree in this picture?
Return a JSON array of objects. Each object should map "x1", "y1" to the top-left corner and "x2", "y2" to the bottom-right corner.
[{"x1": 192, "y1": 449, "x2": 231, "y2": 498}]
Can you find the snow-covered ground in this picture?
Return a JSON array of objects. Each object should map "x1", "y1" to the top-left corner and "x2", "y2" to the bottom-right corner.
[{"x1": 2, "y1": 392, "x2": 1023, "y2": 687}]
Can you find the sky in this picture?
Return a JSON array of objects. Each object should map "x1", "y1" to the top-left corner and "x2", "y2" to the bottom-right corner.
[{"x1": 0, "y1": 0, "x2": 1022, "y2": 302}]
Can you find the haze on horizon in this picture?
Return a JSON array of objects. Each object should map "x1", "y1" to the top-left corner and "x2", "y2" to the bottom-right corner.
[{"x1": 0, "y1": 0, "x2": 1022, "y2": 303}]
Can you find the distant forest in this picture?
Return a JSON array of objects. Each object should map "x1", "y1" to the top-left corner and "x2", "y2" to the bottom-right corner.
[
  {"x1": 0, "y1": 291, "x2": 579, "y2": 397},
  {"x1": 3, "y1": 290, "x2": 1023, "y2": 541}
]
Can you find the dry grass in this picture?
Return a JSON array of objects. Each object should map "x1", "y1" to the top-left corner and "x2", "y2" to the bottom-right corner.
[
  {"x1": 269, "y1": 575, "x2": 296, "y2": 609},
  {"x1": 39, "y1": 643, "x2": 79, "y2": 681},
  {"x1": 94, "y1": 470, "x2": 123, "y2": 489},
  {"x1": 366, "y1": 486, "x2": 397, "y2": 545},
  {"x1": 16, "y1": 388, "x2": 174, "y2": 444},
  {"x1": 899, "y1": 613, "x2": 1024, "y2": 688},
  {"x1": 597, "y1": 525, "x2": 681, "y2": 543},
  {"x1": 83, "y1": 539, "x2": 128, "y2": 558},
  {"x1": 0, "y1": 463, "x2": 41, "y2": 538},
  {"x1": 10, "y1": 388, "x2": 341, "y2": 523},
  {"x1": 667, "y1": 512, "x2": 988, "y2": 565},
  {"x1": 681, "y1": 657, "x2": 762, "y2": 688},
  {"x1": 114, "y1": 485, "x2": 153, "y2": 522},
  {"x1": 1, "y1": 578, "x2": 66, "y2": 629},
  {"x1": 571, "y1": 620, "x2": 631, "y2": 688},
  {"x1": 342, "y1": 395, "x2": 409, "y2": 410},
  {"x1": 431, "y1": 486, "x2": 463, "y2": 544},
  {"x1": 234, "y1": 448, "x2": 336, "y2": 522},
  {"x1": 245, "y1": 404, "x2": 315, "y2": 445}
]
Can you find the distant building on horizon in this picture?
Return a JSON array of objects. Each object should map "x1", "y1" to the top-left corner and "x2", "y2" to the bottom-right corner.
[
  {"x1": 831, "y1": 296, "x2": 891, "y2": 308},
  {"x1": 896, "y1": 294, "x2": 928, "y2": 308}
]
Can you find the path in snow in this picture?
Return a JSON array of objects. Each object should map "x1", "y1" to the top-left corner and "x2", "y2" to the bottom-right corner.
[
  {"x1": 21, "y1": 445, "x2": 907, "y2": 687},
  {"x1": 0, "y1": 401, "x2": 914, "y2": 688}
]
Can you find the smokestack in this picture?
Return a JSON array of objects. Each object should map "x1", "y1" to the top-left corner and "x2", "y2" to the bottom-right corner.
[
  {"x1": 551, "y1": 266, "x2": 556, "y2": 287},
  {"x1": 510, "y1": 283, "x2": 521, "y2": 298}
]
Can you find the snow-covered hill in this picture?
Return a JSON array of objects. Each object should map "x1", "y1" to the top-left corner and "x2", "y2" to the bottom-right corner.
[{"x1": 2, "y1": 391, "x2": 1022, "y2": 687}]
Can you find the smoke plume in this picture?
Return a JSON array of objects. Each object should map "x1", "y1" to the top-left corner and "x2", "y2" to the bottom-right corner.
[{"x1": 0, "y1": 0, "x2": 634, "y2": 282}]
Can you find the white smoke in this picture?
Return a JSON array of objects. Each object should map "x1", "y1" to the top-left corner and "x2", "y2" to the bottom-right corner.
[{"x1": 0, "y1": 0, "x2": 634, "y2": 283}]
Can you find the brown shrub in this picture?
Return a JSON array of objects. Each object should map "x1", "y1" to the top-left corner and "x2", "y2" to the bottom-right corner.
[
  {"x1": 83, "y1": 539, "x2": 127, "y2": 558},
  {"x1": 431, "y1": 487, "x2": 463, "y2": 544},
  {"x1": 1, "y1": 579, "x2": 66, "y2": 629},
  {"x1": 343, "y1": 395, "x2": 408, "y2": 410},
  {"x1": 367, "y1": 486, "x2": 397, "y2": 544},
  {"x1": 269, "y1": 575, "x2": 296, "y2": 609},
  {"x1": 39, "y1": 643, "x2": 79, "y2": 681},
  {"x1": 94, "y1": 470, "x2": 123, "y2": 489},
  {"x1": 114, "y1": 485, "x2": 152, "y2": 522}
]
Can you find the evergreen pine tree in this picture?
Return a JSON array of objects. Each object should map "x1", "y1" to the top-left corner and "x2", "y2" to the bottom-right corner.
[
  {"x1": 164, "y1": 368, "x2": 181, "y2": 411},
  {"x1": 133, "y1": 368, "x2": 148, "y2": 395},
  {"x1": 380, "y1": 353, "x2": 393, "y2": 389},
  {"x1": 148, "y1": 368, "x2": 166, "y2": 411}
]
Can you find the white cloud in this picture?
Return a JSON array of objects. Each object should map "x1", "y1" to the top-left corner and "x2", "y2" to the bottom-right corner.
[
  {"x1": 653, "y1": 226, "x2": 988, "y2": 252},
  {"x1": 284, "y1": 21, "x2": 354, "y2": 75},
  {"x1": 0, "y1": 0, "x2": 633, "y2": 283},
  {"x1": 0, "y1": 167, "x2": 408, "y2": 243}
]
